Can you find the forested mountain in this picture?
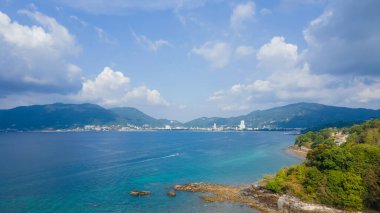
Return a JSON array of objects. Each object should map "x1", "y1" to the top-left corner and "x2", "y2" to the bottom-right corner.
[{"x1": 185, "y1": 103, "x2": 380, "y2": 129}]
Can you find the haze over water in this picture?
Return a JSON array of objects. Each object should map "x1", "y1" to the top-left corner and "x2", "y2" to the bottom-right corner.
[{"x1": 0, "y1": 131, "x2": 301, "y2": 212}]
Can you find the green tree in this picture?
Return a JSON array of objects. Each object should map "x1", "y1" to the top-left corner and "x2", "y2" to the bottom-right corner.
[{"x1": 319, "y1": 170, "x2": 364, "y2": 210}]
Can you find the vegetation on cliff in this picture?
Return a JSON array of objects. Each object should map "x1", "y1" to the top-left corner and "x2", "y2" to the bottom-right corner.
[
  {"x1": 295, "y1": 119, "x2": 380, "y2": 148},
  {"x1": 263, "y1": 119, "x2": 380, "y2": 211}
]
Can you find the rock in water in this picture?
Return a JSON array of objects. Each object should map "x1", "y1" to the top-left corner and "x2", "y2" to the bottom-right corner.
[
  {"x1": 130, "y1": 191, "x2": 139, "y2": 196},
  {"x1": 130, "y1": 190, "x2": 151, "y2": 196},
  {"x1": 167, "y1": 192, "x2": 176, "y2": 197}
]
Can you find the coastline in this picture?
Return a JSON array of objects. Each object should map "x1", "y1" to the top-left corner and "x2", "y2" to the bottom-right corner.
[
  {"x1": 285, "y1": 145, "x2": 309, "y2": 158},
  {"x1": 170, "y1": 146, "x2": 328, "y2": 212},
  {"x1": 172, "y1": 183, "x2": 344, "y2": 213}
]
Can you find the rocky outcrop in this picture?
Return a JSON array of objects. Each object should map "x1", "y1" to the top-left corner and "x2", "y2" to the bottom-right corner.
[
  {"x1": 172, "y1": 183, "x2": 346, "y2": 213},
  {"x1": 173, "y1": 183, "x2": 273, "y2": 212},
  {"x1": 130, "y1": 190, "x2": 151, "y2": 196},
  {"x1": 277, "y1": 195, "x2": 344, "y2": 213}
]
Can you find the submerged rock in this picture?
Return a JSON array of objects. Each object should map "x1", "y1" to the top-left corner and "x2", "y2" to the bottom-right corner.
[
  {"x1": 130, "y1": 190, "x2": 151, "y2": 196},
  {"x1": 167, "y1": 191, "x2": 176, "y2": 197}
]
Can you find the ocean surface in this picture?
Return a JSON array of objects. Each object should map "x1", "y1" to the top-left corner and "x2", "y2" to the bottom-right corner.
[{"x1": 0, "y1": 131, "x2": 302, "y2": 212}]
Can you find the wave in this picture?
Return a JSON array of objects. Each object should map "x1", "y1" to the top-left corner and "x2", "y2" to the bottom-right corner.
[
  {"x1": 139, "y1": 152, "x2": 180, "y2": 163},
  {"x1": 3, "y1": 152, "x2": 184, "y2": 187},
  {"x1": 62, "y1": 153, "x2": 182, "y2": 178}
]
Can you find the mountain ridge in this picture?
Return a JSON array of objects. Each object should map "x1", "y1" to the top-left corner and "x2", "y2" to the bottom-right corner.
[
  {"x1": 0, "y1": 103, "x2": 175, "y2": 131},
  {"x1": 184, "y1": 102, "x2": 380, "y2": 129},
  {"x1": 0, "y1": 102, "x2": 379, "y2": 131}
]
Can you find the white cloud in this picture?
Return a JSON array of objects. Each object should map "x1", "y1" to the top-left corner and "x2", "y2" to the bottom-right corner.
[
  {"x1": 256, "y1": 36, "x2": 299, "y2": 72},
  {"x1": 235, "y1": 45, "x2": 255, "y2": 58},
  {"x1": 353, "y1": 80, "x2": 380, "y2": 103},
  {"x1": 191, "y1": 41, "x2": 231, "y2": 68},
  {"x1": 210, "y1": 1, "x2": 380, "y2": 111},
  {"x1": 230, "y1": 1, "x2": 255, "y2": 31},
  {"x1": 77, "y1": 67, "x2": 169, "y2": 107},
  {"x1": 303, "y1": 0, "x2": 380, "y2": 76},
  {"x1": 0, "y1": 10, "x2": 81, "y2": 96},
  {"x1": 209, "y1": 36, "x2": 380, "y2": 112},
  {"x1": 132, "y1": 31, "x2": 170, "y2": 52},
  {"x1": 94, "y1": 26, "x2": 116, "y2": 44},
  {"x1": 69, "y1": 15, "x2": 88, "y2": 26},
  {"x1": 70, "y1": 15, "x2": 115, "y2": 44},
  {"x1": 17, "y1": 10, "x2": 78, "y2": 56},
  {"x1": 124, "y1": 86, "x2": 168, "y2": 106},
  {"x1": 67, "y1": 64, "x2": 82, "y2": 73}
]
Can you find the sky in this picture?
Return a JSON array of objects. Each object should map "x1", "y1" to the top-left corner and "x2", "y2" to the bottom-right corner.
[{"x1": 0, "y1": 0, "x2": 379, "y2": 121}]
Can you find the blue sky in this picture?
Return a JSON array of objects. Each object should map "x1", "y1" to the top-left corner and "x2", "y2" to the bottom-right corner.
[{"x1": 0, "y1": 0, "x2": 379, "y2": 121}]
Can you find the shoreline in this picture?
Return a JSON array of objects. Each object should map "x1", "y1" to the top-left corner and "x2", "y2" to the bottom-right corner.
[
  {"x1": 0, "y1": 129, "x2": 301, "y2": 133},
  {"x1": 285, "y1": 145, "x2": 309, "y2": 158},
  {"x1": 170, "y1": 146, "x2": 325, "y2": 212},
  {"x1": 172, "y1": 183, "x2": 344, "y2": 213}
]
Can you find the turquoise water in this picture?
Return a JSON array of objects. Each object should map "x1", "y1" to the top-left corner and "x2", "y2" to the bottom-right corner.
[{"x1": 0, "y1": 131, "x2": 302, "y2": 212}]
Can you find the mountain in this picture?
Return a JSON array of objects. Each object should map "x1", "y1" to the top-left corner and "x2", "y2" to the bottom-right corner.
[
  {"x1": 185, "y1": 103, "x2": 380, "y2": 129},
  {"x1": 0, "y1": 103, "x2": 174, "y2": 131},
  {"x1": 109, "y1": 107, "x2": 179, "y2": 127},
  {"x1": 1, "y1": 102, "x2": 379, "y2": 131}
]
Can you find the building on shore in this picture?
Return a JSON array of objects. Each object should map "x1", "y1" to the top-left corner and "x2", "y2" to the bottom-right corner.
[
  {"x1": 239, "y1": 120, "x2": 246, "y2": 130},
  {"x1": 213, "y1": 123, "x2": 217, "y2": 130}
]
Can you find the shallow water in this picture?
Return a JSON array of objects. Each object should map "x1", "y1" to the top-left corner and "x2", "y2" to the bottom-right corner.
[{"x1": 0, "y1": 131, "x2": 302, "y2": 212}]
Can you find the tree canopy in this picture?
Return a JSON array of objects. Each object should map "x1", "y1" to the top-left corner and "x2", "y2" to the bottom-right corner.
[{"x1": 263, "y1": 119, "x2": 380, "y2": 211}]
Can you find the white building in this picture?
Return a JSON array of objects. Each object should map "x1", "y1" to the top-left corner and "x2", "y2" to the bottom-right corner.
[
  {"x1": 213, "y1": 123, "x2": 217, "y2": 130},
  {"x1": 239, "y1": 120, "x2": 246, "y2": 130}
]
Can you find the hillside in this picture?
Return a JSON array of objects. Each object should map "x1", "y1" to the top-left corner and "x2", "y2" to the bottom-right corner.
[
  {"x1": 0, "y1": 103, "x2": 173, "y2": 131},
  {"x1": 0, "y1": 103, "x2": 115, "y2": 131},
  {"x1": 1, "y1": 102, "x2": 379, "y2": 131},
  {"x1": 185, "y1": 103, "x2": 380, "y2": 129},
  {"x1": 262, "y1": 119, "x2": 380, "y2": 211}
]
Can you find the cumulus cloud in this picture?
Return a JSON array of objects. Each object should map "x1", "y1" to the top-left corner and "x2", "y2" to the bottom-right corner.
[
  {"x1": 191, "y1": 41, "x2": 231, "y2": 68},
  {"x1": 304, "y1": 0, "x2": 380, "y2": 76},
  {"x1": 132, "y1": 31, "x2": 170, "y2": 52},
  {"x1": 209, "y1": 36, "x2": 380, "y2": 112},
  {"x1": 256, "y1": 36, "x2": 299, "y2": 71},
  {"x1": 0, "y1": 10, "x2": 81, "y2": 96},
  {"x1": 210, "y1": 0, "x2": 380, "y2": 111},
  {"x1": 76, "y1": 67, "x2": 169, "y2": 107},
  {"x1": 230, "y1": 1, "x2": 255, "y2": 31},
  {"x1": 209, "y1": 0, "x2": 380, "y2": 111}
]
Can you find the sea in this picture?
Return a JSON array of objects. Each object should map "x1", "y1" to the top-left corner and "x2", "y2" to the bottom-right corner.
[{"x1": 0, "y1": 131, "x2": 302, "y2": 212}]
